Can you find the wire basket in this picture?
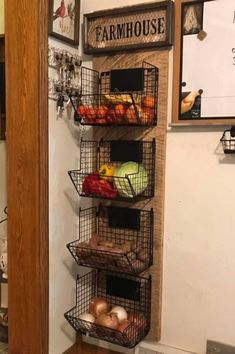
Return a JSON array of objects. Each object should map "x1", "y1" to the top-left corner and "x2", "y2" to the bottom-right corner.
[
  {"x1": 67, "y1": 205, "x2": 153, "y2": 274},
  {"x1": 64, "y1": 270, "x2": 151, "y2": 348},
  {"x1": 68, "y1": 139, "x2": 156, "y2": 201},
  {"x1": 71, "y1": 61, "x2": 159, "y2": 126},
  {"x1": 220, "y1": 127, "x2": 235, "y2": 154}
]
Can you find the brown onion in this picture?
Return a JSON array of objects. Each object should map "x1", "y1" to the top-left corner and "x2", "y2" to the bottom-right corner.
[
  {"x1": 117, "y1": 319, "x2": 131, "y2": 333},
  {"x1": 96, "y1": 312, "x2": 119, "y2": 329},
  {"x1": 89, "y1": 297, "x2": 109, "y2": 318}
]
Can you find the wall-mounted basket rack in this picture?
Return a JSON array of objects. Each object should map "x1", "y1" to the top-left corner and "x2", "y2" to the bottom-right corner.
[
  {"x1": 220, "y1": 127, "x2": 235, "y2": 154},
  {"x1": 68, "y1": 139, "x2": 156, "y2": 201},
  {"x1": 67, "y1": 205, "x2": 153, "y2": 274},
  {"x1": 64, "y1": 270, "x2": 151, "y2": 348},
  {"x1": 70, "y1": 61, "x2": 159, "y2": 126}
]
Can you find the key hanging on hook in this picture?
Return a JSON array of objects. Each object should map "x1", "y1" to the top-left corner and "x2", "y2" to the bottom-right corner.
[{"x1": 57, "y1": 94, "x2": 65, "y2": 118}]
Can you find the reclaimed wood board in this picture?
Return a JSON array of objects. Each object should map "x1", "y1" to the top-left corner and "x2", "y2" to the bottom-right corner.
[{"x1": 93, "y1": 48, "x2": 169, "y2": 341}]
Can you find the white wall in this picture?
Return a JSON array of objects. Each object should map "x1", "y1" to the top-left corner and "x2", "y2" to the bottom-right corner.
[
  {"x1": 49, "y1": 1, "x2": 235, "y2": 354},
  {"x1": 0, "y1": 141, "x2": 7, "y2": 217}
]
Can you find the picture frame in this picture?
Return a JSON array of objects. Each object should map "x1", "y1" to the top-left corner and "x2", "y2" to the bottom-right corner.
[
  {"x1": 172, "y1": 0, "x2": 235, "y2": 126},
  {"x1": 48, "y1": 0, "x2": 80, "y2": 46},
  {"x1": 83, "y1": 1, "x2": 174, "y2": 54}
]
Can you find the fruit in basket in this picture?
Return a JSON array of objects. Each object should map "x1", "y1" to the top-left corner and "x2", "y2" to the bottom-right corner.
[
  {"x1": 89, "y1": 297, "x2": 109, "y2": 318},
  {"x1": 106, "y1": 109, "x2": 116, "y2": 123},
  {"x1": 110, "y1": 306, "x2": 128, "y2": 323},
  {"x1": 114, "y1": 162, "x2": 148, "y2": 198},
  {"x1": 85, "y1": 107, "x2": 97, "y2": 121},
  {"x1": 142, "y1": 107, "x2": 154, "y2": 124},
  {"x1": 114, "y1": 103, "x2": 126, "y2": 119},
  {"x1": 104, "y1": 94, "x2": 133, "y2": 105},
  {"x1": 77, "y1": 104, "x2": 87, "y2": 118},
  {"x1": 97, "y1": 105, "x2": 108, "y2": 119},
  {"x1": 96, "y1": 118, "x2": 107, "y2": 125},
  {"x1": 99, "y1": 163, "x2": 116, "y2": 182},
  {"x1": 142, "y1": 96, "x2": 155, "y2": 108},
  {"x1": 96, "y1": 312, "x2": 119, "y2": 329}
]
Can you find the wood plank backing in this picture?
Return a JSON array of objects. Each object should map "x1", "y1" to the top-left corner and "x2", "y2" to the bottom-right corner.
[
  {"x1": 5, "y1": 0, "x2": 49, "y2": 353},
  {"x1": 93, "y1": 48, "x2": 169, "y2": 341}
]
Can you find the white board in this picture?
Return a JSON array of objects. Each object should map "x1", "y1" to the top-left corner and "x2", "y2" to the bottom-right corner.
[{"x1": 182, "y1": 0, "x2": 235, "y2": 118}]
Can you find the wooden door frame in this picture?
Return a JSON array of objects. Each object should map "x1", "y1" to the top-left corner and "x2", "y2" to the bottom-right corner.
[{"x1": 5, "y1": 0, "x2": 49, "y2": 353}]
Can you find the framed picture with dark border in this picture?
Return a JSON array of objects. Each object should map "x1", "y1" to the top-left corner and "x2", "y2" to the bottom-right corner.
[
  {"x1": 48, "y1": 0, "x2": 80, "y2": 46},
  {"x1": 182, "y1": 3, "x2": 203, "y2": 35}
]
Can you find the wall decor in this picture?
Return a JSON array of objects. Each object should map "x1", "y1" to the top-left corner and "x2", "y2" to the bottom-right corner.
[
  {"x1": 172, "y1": 0, "x2": 235, "y2": 125},
  {"x1": 48, "y1": 0, "x2": 80, "y2": 45},
  {"x1": 83, "y1": 0, "x2": 173, "y2": 54}
]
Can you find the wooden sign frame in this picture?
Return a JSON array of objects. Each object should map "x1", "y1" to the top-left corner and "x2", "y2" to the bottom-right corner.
[
  {"x1": 83, "y1": 0, "x2": 174, "y2": 54},
  {"x1": 172, "y1": 0, "x2": 235, "y2": 126}
]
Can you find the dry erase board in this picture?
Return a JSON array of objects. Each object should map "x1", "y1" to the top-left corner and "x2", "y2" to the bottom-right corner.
[{"x1": 172, "y1": 0, "x2": 235, "y2": 125}]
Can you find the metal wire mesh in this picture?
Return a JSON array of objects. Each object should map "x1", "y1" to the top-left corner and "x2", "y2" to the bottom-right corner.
[
  {"x1": 73, "y1": 61, "x2": 158, "y2": 126},
  {"x1": 67, "y1": 205, "x2": 153, "y2": 274},
  {"x1": 220, "y1": 128, "x2": 235, "y2": 154},
  {"x1": 68, "y1": 139, "x2": 156, "y2": 201},
  {"x1": 64, "y1": 270, "x2": 151, "y2": 348}
]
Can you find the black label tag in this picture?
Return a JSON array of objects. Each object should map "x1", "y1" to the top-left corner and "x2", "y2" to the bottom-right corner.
[
  {"x1": 110, "y1": 140, "x2": 143, "y2": 163},
  {"x1": 108, "y1": 206, "x2": 141, "y2": 230},
  {"x1": 106, "y1": 274, "x2": 141, "y2": 301},
  {"x1": 110, "y1": 68, "x2": 144, "y2": 92}
]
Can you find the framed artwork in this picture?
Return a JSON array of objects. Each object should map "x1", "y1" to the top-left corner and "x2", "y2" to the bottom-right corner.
[
  {"x1": 83, "y1": 1, "x2": 174, "y2": 54},
  {"x1": 48, "y1": 0, "x2": 80, "y2": 46},
  {"x1": 172, "y1": 0, "x2": 235, "y2": 126}
]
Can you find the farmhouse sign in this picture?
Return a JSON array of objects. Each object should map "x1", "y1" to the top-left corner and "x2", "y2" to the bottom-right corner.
[{"x1": 84, "y1": 1, "x2": 173, "y2": 54}]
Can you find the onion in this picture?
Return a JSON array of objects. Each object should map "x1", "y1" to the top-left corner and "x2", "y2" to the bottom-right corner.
[
  {"x1": 89, "y1": 297, "x2": 109, "y2": 318},
  {"x1": 78, "y1": 313, "x2": 95, "y2": 332},
  {"x1": 96, "y1": 312, "x2": 119, "y2": 329},
  {"x1": 117, "y1": 319, "x2": 131, "y2": 333},
  {"x1": 110, "y1": 306, "x2": 128, "y2": 323},
  {"x1": 128, "y1": 313, "x2": 147, "y2": 330},
  {"x1": 78, "y1": 313, "x2": 95, "y2": 323}
]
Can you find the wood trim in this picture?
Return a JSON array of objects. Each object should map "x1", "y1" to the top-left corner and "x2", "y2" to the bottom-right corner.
[
  {"x1": 5, "y1": 0, "x2": 48, "y2": 353},
  {"x1": 172, "y1": 0, "x2": 235, "y2": 126}
]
